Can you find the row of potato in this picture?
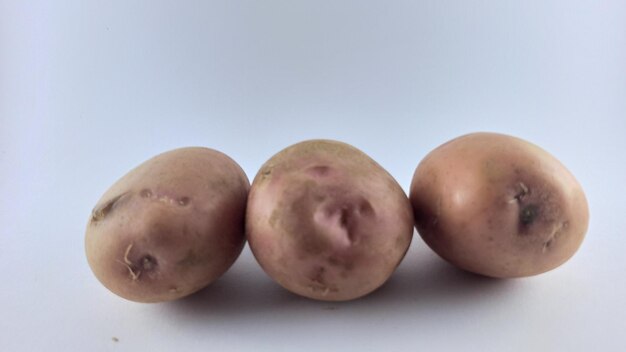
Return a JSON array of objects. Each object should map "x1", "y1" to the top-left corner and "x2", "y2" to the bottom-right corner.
[{"x1": 85, "y1": 132, "x2": 589, "y2": 303}]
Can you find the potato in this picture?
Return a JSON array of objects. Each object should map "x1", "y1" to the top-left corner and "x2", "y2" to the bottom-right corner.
[
  {"x1": 246, "y1": 140, "x2": 414, "y2": 301},
  {"x1": 85, "y1": 147, "x2": 249, "y2": 302},
  {"x1": 410, "y1": 132, "x2": 589, "y2": 278}
]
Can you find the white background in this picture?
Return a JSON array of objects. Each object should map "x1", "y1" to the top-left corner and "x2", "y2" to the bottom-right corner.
[{"x1": 1, "y1": 1, "x2": 625, "y2": 351}]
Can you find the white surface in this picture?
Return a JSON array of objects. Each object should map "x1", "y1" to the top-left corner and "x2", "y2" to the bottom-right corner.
[{"x1": 1, "y1": 1, "x2": 625, "y2": 351}]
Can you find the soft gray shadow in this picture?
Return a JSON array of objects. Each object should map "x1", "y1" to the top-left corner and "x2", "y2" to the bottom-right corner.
[
  {"x1": 162, "y1": 243, "x2": 520, "y2": 319},
  {"x1": 355, "y1": 250, "x2": 515, "y2": 308},
  {"x1": 162, "y1": 249, "x2": 313, "y2": 318}
]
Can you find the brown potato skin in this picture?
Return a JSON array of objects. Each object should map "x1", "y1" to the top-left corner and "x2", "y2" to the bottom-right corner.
[
  {"x1": 85, "y1": 147, "x2": 249, "y2": 303},
  {"x1": 410, "y1": 132, "x2": 589, "y2": 278},
  {"x1": 246, "y1": 140, "x2": 414, "y2": 301}
]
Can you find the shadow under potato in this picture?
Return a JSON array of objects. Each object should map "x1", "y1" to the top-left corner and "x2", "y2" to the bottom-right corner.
[
  {"x1": 164, "y1": 244, "x2": 518, "y2": 318},
  {"x1": 366, "y1": 252, "x2": 513, "y2": 307}
]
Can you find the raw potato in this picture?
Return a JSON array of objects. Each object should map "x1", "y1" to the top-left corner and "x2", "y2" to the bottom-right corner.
[
  {"x1": 85, "y1": 147, "x2": 249, "y2": 302},
  {"x1": 410, "y1": 132, "x2": 589, "y2": 278},
  {"x1": 246, "y1": 140, "x2": 414, "y2": 301}
]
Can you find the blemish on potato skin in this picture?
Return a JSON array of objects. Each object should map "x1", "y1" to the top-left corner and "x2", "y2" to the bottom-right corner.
[
  {"x1": 117, "y1": 243, "x2": 159, "y2": 281},
  {"x1": 91, "y1": 192, "x2": 130, "y2": 223},
  {"x1": 516, "y1": 195, "x2": 564, "y2": 242},
  {"x1": 543, "y1": 238, "x2": 554, "y2": 252},
  {"x1": 498, "y1": 172, "x2": 575, "y2": 257},
  {"x1": 519, "y1": 204, "x2": 539, "y2": 227},
  {"x1": 394, "y1": 234, "x2": 407, "y2": 251},
  {"x1": 512, "y1": 182, "x2": 529, "y2": 203},
  {"x1": 177, "y1": 197, "x2": 190, "y2": 206},
  {"x1": 357, "y1": 199, "x2": 374, "y2": 217},
  {"x1": 311, "y1": 266, "x2": 326, "y2": 283},
  {"x1": 327, "y1": 255, "x2": 355, "y2": 271},
  {"x1": 306, "y1": 165, "x2": 332, "y2": 178},
  {"x1": 307, "y1": 266, "x2": 338, "y2": 296},
  {"x1": 504, "y1": 171, "x2": 567, "y2": 240},
  {"x1": 268, "y1": 207, "x2": 280, "y2": 228},
  {"x1": 139, "y1": 188, "x2": 191, "y2": 207},
  {"x1": 141, "y1": 255, "x2": 157, "y2": 270},
  {"x1": 260, "y1": 164, "x2": 274, "y2": 181},
  {"x1": 176, "y1": 249, "x2": 208, "y2": 267},
  {"x1": 542, "y1": 221, "x2": 568, "y2": 253}
]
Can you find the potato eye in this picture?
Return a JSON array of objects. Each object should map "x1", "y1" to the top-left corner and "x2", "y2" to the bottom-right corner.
[
  {"x1": 520, "y1": 204, "x2": 539, "y2": 226},
  {"x1": 141, "y1": 255, "x2": 157, "y2": 270}
]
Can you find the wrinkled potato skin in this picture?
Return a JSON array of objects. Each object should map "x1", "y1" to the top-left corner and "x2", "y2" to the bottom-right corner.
[
  {"x1": 85, "y1": 147, "x2": 249, "y2": 303},
  {"x1": 247, "y1": 140, "x2": 414, "y2": 301},
  {"x1": 410, "y1": 133, "x2": 589, "y2": 278}
]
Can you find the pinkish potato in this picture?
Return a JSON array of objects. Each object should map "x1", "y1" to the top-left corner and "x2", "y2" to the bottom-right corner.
[
  {"x1": 246, "y1": 140, "x2": 414, "y2": 301},
  {"x1": 85, "y1": 147, "x2": 249, "y2": 303},
  {"x1": 410, "y1": 132, "x2": 589, "y2": 278}
]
